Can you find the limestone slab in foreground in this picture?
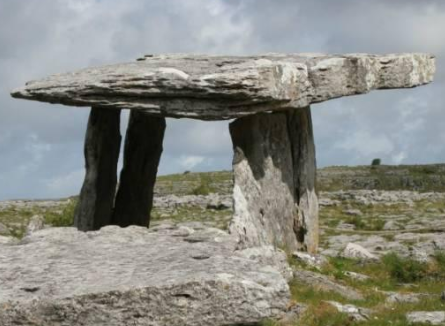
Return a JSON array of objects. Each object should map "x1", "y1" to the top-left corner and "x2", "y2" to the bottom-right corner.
[
  {"x1": 0, "y1": 224, "x2": 290, "y2": 326},
  {"x1": 11, "y1": 53, "x2": 435, "y2": 120}
]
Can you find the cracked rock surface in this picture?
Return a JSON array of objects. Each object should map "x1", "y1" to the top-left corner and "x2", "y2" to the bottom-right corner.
[
  {"x1": 11, "y1": 53, "x2": 435, "y2": 120},
  {"x1": 0, "y1": 224, "x2": 290, "y2": 326}
]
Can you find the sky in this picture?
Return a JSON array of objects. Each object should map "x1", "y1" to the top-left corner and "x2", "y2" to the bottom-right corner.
[{"x1": 0, "y1": 0, "x2": 444, "y2": 200}]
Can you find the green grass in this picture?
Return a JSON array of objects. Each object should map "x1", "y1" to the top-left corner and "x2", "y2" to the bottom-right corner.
[
  {"x1": 279, "y1": 253, "x2": 445, "y2": 326},
  {"x1": 382, "y1": 253, "x2": 427, "y2": 283},
  {"x1": 44, "y1": 199, "x2": 76, "y2": 227}
]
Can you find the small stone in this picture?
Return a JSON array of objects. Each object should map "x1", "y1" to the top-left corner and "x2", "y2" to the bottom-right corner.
[
  {"x1": 325, "y1": 301, "x2": 371, "y2": 322},
  {"x1": 343, "y1": 209, "x2": 363, "y2": 216},
  {"x1": 337, "y1": 222, "x2": 356, "y2": 230},
  {"x1": 342, "y1": 243, "x2": 379, "y2": 261},
  {"x1": 344, "y1": 271, "x2": 370, "y2": 281},
  {"x1": 25, "y1": 215, "x2": 45, "y2": 235},
  {"x1": 383, "y1": 220, "x2": 400, "y2": 231},
  {"x1": 292, "y1": 251, "x2": 328, "y2": 270}
]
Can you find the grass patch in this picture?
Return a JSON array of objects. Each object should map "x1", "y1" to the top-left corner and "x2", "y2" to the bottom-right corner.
[
  {"x1": 382, "y1": 253, "x2": 427, "y2": 283},
  {"x1": 44, "y1": 199, "x2": 77, "y2": 227}
]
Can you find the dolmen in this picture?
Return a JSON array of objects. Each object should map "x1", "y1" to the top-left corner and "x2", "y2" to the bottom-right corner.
[
  {"x1": 11, "y1": 53, "x2": 435, "y2": 254},
  {"x1": 7, "y1": 53, "x2": 435, "y2": 325}
]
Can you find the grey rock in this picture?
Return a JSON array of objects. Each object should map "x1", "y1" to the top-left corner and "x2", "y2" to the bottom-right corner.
[
  {"x1": 344, "y1": 271, "x2": 371, "y2": 281},
  {"x1": 344, "y1": 208, "x2": 363, "y2": 216},
  {"x1": 385, "y1": 292, "x2": 430, "y2": 304},
  {"x1": 406, "y1": 311, "x2": 445, "y2": 325},
  {"x1": 293, "y1": 270, "x2": 363, "y2": 301},
  {"x1": 337, "y1": 222, "x2": 356, "y2": 230},
  {"x1": 0, "y1": 222, "x2": 11, "y2": 235},
  {"x1": 278, "y1": 303, "x2": 308, "y2": 324},
  {"x1": 0, "y1": 225, "x2": 290, "y2": 326},
  {"x1": 325, "y1": 301, "x2": 372, "y2": 322},
  {"x1": 0, "y1": 236, "x2": 18, "y2": 245},
  {"x1": 12, "y1": 53, "x2": 435, "y2": 120},
  {"x1": 238, "y1": 246, "x2": 293, "y2": 281},
  {"x1": 25, "y1": 215, "x2": 45, "y2": 235},
  {"x1": 383, "y1": 220, "x2": 400, "y2": 231},
  {"x1": 292, "y1": 251, "x2": 328, "y2": 270},
  {"x1": 342, "y1": 243, "x2": 379, "y2": 261}
]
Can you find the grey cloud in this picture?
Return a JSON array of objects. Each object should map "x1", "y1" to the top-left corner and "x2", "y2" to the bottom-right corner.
[{"x1": 0, "y1": 0, "x2": 444, "y2": 199}]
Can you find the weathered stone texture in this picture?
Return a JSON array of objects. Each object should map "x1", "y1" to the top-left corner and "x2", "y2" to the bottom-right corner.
[
  {"x1": 112, "y1": 111, "x2": 166, "y2": 227},
  {"x1": 74, "y1": 107, "x2": 121, "y2": 231},
  {"x1": 287, "y1": 107, "x2": 318, "y2": 253},
  {"x1": 229, "y1": 112, "x2": 299, "y2": 251},
  {"x1": 11, "y1": 53, "x2": 435, "y2": 120},
  {"x1": 229, "y1": 108, "x2": 319, "y2": 252},
  {"x1": 0, "y1": 224, "x2": 290, "y2": 326}
]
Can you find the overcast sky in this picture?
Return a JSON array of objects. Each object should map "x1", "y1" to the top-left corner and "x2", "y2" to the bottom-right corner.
[{"x1": 0, "y1": 0, "x2": 444, "y2": 200}]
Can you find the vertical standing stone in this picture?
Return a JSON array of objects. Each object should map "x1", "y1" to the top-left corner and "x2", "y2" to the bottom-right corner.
[
  {"x1": 229, "y1": 112, "x2": 299, "y2": 251},
  {"x1": 287, "y1": 107, "x2": 319, "y2": 253},
  {"x1": 112, "y1": 111, "x2": 166, "y2": 227},
  {"x1": 74, "y1": 107, "x2": 121, "y2": 231},
  {"x1": 229, "y1": 107, "x2": 319, "y2": 253}
]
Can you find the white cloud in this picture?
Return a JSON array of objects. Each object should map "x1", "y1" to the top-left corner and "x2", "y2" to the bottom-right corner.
[{"x1": 178, "y1": 155, "x2": 208, "y2": 170}]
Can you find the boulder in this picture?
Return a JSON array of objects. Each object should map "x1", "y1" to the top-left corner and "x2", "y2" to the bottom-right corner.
[
  {"x1": 12, "y1": 53, "x2": 435, "y2": 120},
  {"x1": 0, "y1": 224, "x2": 290, "y2": 326}
]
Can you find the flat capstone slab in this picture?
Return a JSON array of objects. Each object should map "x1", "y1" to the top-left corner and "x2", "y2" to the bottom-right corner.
[
  {"x1": 0, "y1": 224, "x2": 290, "y2": 326},
  {"x1": 11, "y1": 53, "x2": 435, "y2": 120}
]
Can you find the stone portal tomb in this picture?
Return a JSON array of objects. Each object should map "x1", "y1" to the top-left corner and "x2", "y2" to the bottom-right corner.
[{"x1": 11, "y1": 53, "x2": 435, "y2": 253}]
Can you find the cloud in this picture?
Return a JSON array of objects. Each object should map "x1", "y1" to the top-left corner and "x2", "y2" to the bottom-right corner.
[{"x1": 0, "y1": 0, "x2": 444, "y2": 199}]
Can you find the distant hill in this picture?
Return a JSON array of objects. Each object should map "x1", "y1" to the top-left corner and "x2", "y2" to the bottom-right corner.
[{"x1": 154, "y1": 164, "x2": 445, "y2": 196}]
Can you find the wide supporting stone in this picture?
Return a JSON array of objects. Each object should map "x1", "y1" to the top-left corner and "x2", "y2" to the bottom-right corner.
[
  {"x1": 229, "y1": 107, "x2": 319, "y2": 253},
  {"x1": 74, "y1": 107, "x2": 121, "y2": 231},
  {"x1": 112, "y1": 111, "x2": 166, "y2": 227},
  {"x1": 287, "y1": 107, "x2": 319, "y2": 253},
  {"x1": 229, "y1": 112, "x2": 299, "y2": 251}
]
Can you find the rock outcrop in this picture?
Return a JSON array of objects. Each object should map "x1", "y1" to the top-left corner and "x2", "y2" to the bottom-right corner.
[
  {"x1": 12, "y1": 53, "x2": 435, "y2": 120},
  {"x1": 0, "y1": 224, "x2": 290, "y2": 326}
]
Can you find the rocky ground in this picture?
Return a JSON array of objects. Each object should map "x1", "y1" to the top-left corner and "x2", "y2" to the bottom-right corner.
[{"x1": 0, "y1": 166, "x2": 444, "y2": 325}]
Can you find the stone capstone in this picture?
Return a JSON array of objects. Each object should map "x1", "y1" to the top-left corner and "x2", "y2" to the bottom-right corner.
[
  {"x1": 0, "y1": 224, "x2": 291, "y2": 326},
  {"x1": 11, "y1": 53, "x2": 435, "y2": 120}
]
